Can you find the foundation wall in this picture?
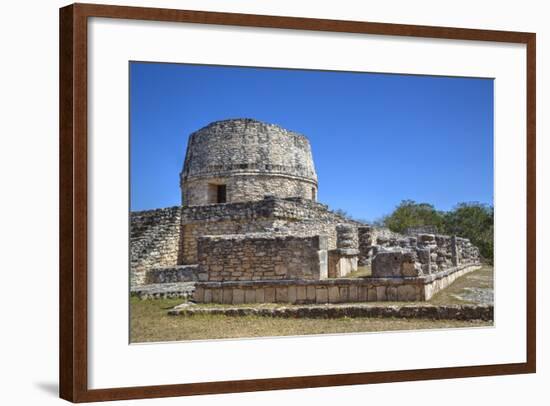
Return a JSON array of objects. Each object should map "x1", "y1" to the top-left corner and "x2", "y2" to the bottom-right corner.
[
  {"x1": 193, "y1": 264, "x2": 481, "y2": 304},
  {"x1": 198, "y1": 233, "x2": 328, "y2": 281},
  {"x1": 179, "y1": 196, "x2": 358, "y2": 264}
]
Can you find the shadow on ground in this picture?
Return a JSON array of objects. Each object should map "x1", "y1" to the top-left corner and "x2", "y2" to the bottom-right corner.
[{"x1": 35, "y1": 382, "x2": 58, "y2": 397}]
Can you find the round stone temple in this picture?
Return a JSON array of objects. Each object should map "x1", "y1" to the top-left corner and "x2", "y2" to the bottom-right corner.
[{"x1": 180, "y1": 118, "x2": 318, "y2": 206}]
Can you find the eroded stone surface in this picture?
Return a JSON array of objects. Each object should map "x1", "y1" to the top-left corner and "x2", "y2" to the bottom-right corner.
[{"x1": 169, "y1": 303, "x2": 494, "y2": 322}]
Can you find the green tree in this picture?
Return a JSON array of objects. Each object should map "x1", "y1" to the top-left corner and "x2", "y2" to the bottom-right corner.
[
  {"x1": 379, "y1": 200, "x2": 493, "y2": 263},
  {"x1": 443, "y1": 202, "x2": 494, "y2": 263},
  {"x1": 383, "y1": 200, "x2": 444, "y2": 233}
]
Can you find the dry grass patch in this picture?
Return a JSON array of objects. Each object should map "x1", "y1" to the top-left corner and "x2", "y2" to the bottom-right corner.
[
  {"x1": 346, "y1": 265, "x2": 371, "y2": 278},
  {"x1": 130, "y1": 265, "x2": 494, "y2": 342},
  {"x1": 429, "y1": 265, "x2": 493, "y2": 305},
  {"x1": 130, "y1": 297, "x2": 491, "y2": 342}
]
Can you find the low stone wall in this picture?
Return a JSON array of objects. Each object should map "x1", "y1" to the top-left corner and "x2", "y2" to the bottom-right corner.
[
  {"x1": 169, "y1": 303, "x2": 493, "y2": 321},
  {"x1": 371, "y1": 233, "x2": 480, "y2": 278},
  {"x1": 145, "y1": 264, "x2": 206, "y2": 284},
  {"x1": 131, "y1": 282, "x2": 196, "y2": 300},
  {"x1": 423, "y1": 265, "x2": 481, "y2": 300},
  {"x1": 179, "y1": 196, "x2": 358, "y2": 264},
  {"x1": 193, "y1": 264, "x2": 481, "y2": 304},
  {"x1": 198, "y1": 233, "x2": 328, "y2": 281},
  {"x1": 181, "y1": 218, "x2": 275, "y2": 265},
  {"x1": 177, "y1": 199, "x2": 362, "y2": 281}
]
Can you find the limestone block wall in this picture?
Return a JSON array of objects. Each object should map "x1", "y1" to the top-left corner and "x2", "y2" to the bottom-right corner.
[
  {"x1": 328, "y1": 224, "x2": 359, "y2": 278},
  {"x1": 371, "y1": 233, "x2": 480, "y2": 278},
  {"x1": 265, "y1": 197, "x2": 359, "y2": 250},
  {"x1": 130, "y1": 206, "x2": 183, "y2": 286},
  {"x1": 145, "y1": 264, "x2": 206, "y2": 284},
  {"x1": 181, "y1": 219, "x2": 275, "y2": 265},
  {"x1": 198, "y1": 233, "x2": 328, "y2": 281},
  {"x1": 179, "y1": 196, "x2": 358, "y2": 264},
  {"x1": 358, "y1": 226, "x2": 404, "y2": 265},
  {"x1": 181, "y1": 119, "x2": 318, "y2": 206},
  {"x1": 183, "y1": 174, "x2": 317, "y2": 206},
  {"x1": 193, "y1": 263, "x2": 482, "y2": 304}
]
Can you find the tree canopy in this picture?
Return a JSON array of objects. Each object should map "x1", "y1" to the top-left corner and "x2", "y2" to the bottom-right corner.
[
  {"x1": 381, "y1": 200, "x2": 494, "y2": 263},
  {"x1": 382, "y1": 200, "x2": 444, "y2": 233}
]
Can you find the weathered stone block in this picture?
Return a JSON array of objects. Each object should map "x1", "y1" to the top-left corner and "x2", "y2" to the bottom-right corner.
[
  {"x1": 233, "y1": 288, "x2": 245, "y2": 304},
  {"x1": 264, "y1": 287, "x2": 275, "y2": 302},
  {"x1": 328, "y1": 286, "x2": 340, "y2": 303},
  {"x1": 306, "y1": 285, "x2": 316, "y2": 302},
  {"x1": 367, "y1": 287, "x2": 377, "y2": 301},
  {"x1": 386, "y1": 286, "x2": 398, "y2": 301},
  {"x1": 288, "y1": 286, "x2": 297, "y2": 303},
  {"x1": 297, "y1": 286, "x2": 307, "y2": 302},
  {"x1": 222, "y1": 288, "x2": 233, "y2": 304},
  {"x1": 244, "y1": 289, "x2": 256, "y2": 303},
  {"x1": 339, "y1": 286, "x2": 349, "y2": 302},
  {"x1": 255, "y1": 288, "x2": 265, "y2": 303},
  {"x1": 372, "y1": 251, "x2": 403, "y2": 278},
  {"x1": 276, "y1": 287, "x2": 288, "y2": 303},
  {"x1": 212, "y1": 288, "x2": 222, "y2": 303},
  {"x1": 316, "y1": 287, "x2": 328, "y2": 303},
  {"x1": 397, "y1": 285, "x2": 417, "y2": 301},
  {"x1": 376, "y1": 286, "x2": 387, "y2": 301},
  {"x1": 358, "y1": 286, "x2": 368, "y2": 301},
  {"x1": 194, "y1": 287, "x2": 205, "y2": 302},
  {"x1": 348, "y1": 285, "x2": 358, "y2": 302}
]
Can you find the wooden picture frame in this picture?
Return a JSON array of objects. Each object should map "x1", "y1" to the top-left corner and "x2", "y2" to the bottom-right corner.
[{"x1": 59, "y1": 3, "x2": 536, "y2": 402}]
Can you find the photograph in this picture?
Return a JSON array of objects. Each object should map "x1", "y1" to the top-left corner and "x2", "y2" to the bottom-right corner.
[
  {"x1": 0, "y1": 0, "x2": 541, "y2": 403},
  {"x1": 129, "y1": 62, "x2": 495, "y2": 343}
]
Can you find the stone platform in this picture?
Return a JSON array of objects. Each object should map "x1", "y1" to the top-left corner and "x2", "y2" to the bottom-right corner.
[{"x1": 193, "y1": 264, "x2": 481, "y2": 305}]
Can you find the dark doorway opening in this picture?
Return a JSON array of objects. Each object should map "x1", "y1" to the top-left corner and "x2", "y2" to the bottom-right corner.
[{"x1": 216, "y1": 184, "x2": 227, "y2": 203}]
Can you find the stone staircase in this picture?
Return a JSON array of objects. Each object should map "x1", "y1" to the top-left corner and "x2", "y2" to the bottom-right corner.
[{"x1": 130, "y1": 206, "x2": 182, "y2": 286}]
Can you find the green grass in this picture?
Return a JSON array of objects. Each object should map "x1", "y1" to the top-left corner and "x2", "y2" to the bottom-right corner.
[
  {"x1": 130, "y1": 297, "x2": 490, "y2": 342},
  {"x1": 130, "y1": 265, "x2": 494, "y2": 342}
]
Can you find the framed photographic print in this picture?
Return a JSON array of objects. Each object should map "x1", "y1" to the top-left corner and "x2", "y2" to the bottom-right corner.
[{"x1": 59, "y1": 3, "x2": 536, "y2": 402}]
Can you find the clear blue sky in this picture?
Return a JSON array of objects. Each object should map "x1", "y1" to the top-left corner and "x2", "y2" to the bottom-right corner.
[{"x1": 130, "y1": 62, "x2": 493, "y2": 222}]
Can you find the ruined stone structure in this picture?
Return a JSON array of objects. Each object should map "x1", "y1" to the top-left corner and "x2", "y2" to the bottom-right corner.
[
  {"x1": 198, "y1": 233, "x2": 328, "y2": 281},
  {"x1": 180, "y1": 119, "x2": 318, "y2": 206},
  {"x1": 131, "y1": 118, "x2": 481, "y2": 303}
]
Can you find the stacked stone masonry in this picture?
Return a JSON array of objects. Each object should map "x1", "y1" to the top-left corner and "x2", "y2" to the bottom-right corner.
[
  {"x1": 181, "y1": 119, "x2": 318, "y2": 206},
  {"x1": 130, "y1": 206, "x2": 182, "y2": 286},
  {"x1": 198, "y1": 233, "x2": 328, "y2": 281},
  {"x1": 328, "y1": 224, "x2": 359, "y2": 278},
  {"x1": 179, "y1": 196, "x2": 358, "y2": 265},
  {"x1": 193, "y1": 264, "x2": 482, "y2": 305},
  {"x1": 371, "y1": 233, "x2": 480, "y2": 278},
  {"x1": 130, "y1": 196, "x2": 357, "y2": 286},
  {"x1": 357, "y1": 226, "x2": 404, "y2": 266}
]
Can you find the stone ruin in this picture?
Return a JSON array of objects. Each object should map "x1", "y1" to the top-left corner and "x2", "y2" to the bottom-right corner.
[{"x1": 130, "y1": 118, "x2": 481, "y2": 303}]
